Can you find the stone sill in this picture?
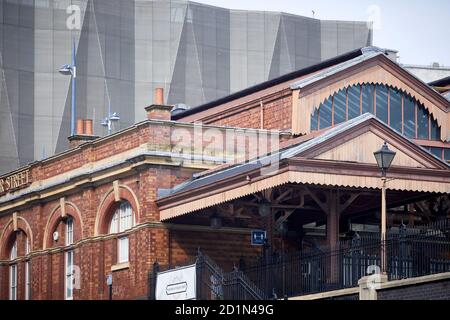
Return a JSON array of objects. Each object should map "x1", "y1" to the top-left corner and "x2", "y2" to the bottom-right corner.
[{"x1": 111, "y1": 262, "x2": 129, "y2": 272}]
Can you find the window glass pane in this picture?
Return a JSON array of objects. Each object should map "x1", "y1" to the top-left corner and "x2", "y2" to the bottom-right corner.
[
  {"x1": 333, "y1": 90, "x2": 346, "y2": 125},
  {"x1": 390, "y1": 88, "x2": 402, "y2": 133},
  {"x1": 10, "y1": 265, "x2": 17, "y2": 300},
  {"x1": 319, "y1": 98, "x2": 332, "y2": 129},
  {"x1": 429, "y1": 147, "x2": 442, "y2": 159},
  {"x1": 66, "y1": 251, "x2": 73, "y2": 299},
  {"x1": 376, "y1": 85, "x2": 388, "y2": 124},
  {"x1": 404, "y1": 96, "x2": 416, "y2": 138},
  {"x1": 362, "y1": 84, "x2": 374, "y2": 114},
  {"x1": 444, "y1": 149, "x2": 450, "y2": 162},
  {"x1": 118, "y1": 237, "x2": 129, "y2": 263},
  {"x1": 430, "y1": 118, "x2": 440, "y2": 141},
  {"x1": 119, "y1": 202, "x2": 133, "y2": 232},
  {"x1": 25, "y1": 261, "x2": 31, "y2": 300},
  {"x1": 417, "y1": 103, "x2": 429, "y2": 140},
  {"x1": 10, "y1": 240, "x2": 17, "y2": 260},
  {"x1": 347, "y1": 85, "x2": 360, "y2": 120},
  {"x1": 66, "y1": 217, "x2": 73, "y2": 245},
  {"x1": 310, "y1": 108, "x2": 318, "y2": 131},
  {"x1": 110, "y1": 212, "x2": 119, "y2": 234}
]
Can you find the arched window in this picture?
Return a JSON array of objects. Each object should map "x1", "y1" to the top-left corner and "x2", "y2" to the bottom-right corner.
[
  {"x1": 109, "y1": 201, "x2": 135, "y2": 264},
  {"x1": 310, "y1": 84, "x2": 441, "y2": 141},
  {"x1": 7, "y1": 230, "x2": 30, "y2": 300}
]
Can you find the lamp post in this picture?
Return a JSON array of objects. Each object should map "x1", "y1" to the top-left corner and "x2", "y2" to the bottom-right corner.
[
  {"x1": 373, "y1": 142, "x2": 396, "y2": 274},
  {"x1": 101, "y1": 109, "x2": 121, "y2": 135},
  {"x1": 59, "y1": 38, "x2": 77, "y2": 137}
]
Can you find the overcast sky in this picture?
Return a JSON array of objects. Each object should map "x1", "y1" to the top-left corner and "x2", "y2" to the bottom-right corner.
[{"x1": 194, "y1": 0, "x2": 450, "y2": 66}]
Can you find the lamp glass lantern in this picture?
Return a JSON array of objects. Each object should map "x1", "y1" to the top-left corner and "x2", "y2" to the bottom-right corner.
[
  {"x1": 258, "y1": 199, "x2": 271, "y2": 217},
  {"x1": 373, "y1": 142, "x2": 396, "y2": 175}
]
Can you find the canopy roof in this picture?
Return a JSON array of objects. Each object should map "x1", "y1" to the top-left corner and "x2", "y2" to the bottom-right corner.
[{"x1": 157, "y1": 114, "x2": 450, "y2": 221}]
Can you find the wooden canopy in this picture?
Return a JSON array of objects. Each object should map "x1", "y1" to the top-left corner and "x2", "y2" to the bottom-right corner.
[{"x1": 157, "y1": 115, "x2": 450, "y2": 221}]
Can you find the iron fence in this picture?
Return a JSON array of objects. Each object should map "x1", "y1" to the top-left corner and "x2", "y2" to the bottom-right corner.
[{"x1": 241, "y1": 219, "x2": 450, "y2": 299}]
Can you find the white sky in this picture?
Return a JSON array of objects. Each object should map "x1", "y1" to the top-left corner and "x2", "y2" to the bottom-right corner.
[{"x1": 193, "y1": 0, "x2": 450, "y2": 66}]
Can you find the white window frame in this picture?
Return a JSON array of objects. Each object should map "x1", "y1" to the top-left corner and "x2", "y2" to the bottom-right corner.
[
  {"x1": 10, "y1": 240, "x2": 17, "y2": 300},
  {"x1": 25, "y1": 239, "x2": 31, "y2": 300},
  {"x1": 10, "y1": 264, "x2": 17, "y2": 300},
  {"x1": 109, "y1": 202, "x2": 134, "y2": 264},
  {"x1": 117, "y1": 236, "x2": 129, "y2": 264},
  {"x1": 65, "y1": 250, "x2": 74, "y2": 300},
  {"x1": 66, "y1": 217, "x2": 74, "y2": 246},
  {"x1": 65, "y1": 217, "x2": 75, "y2": 300}
]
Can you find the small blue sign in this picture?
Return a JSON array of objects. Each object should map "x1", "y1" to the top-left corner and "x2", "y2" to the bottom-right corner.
[{"x1": 251, "y1": 230, "x2": 267, "y2": 246}]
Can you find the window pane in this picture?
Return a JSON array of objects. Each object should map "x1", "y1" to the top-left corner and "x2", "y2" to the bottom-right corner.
[
  {"x1": 430, "y1": 118, "x2": 440, "y2": 141},
  {"x1": 110, "y1": 212, "x2": 119, "y2": 233},
  {"x1": 362, "y1": 84, "x2": 374, "y2": 115},
  {"x1": 319, "y1": 98, "x2": 332, "y2": 129},
  {"x1": 348, "y1": 86, "x2": 360, "y2": 120},
  {"x1": 390, "y1": 88, "x2": 402, "y2": 133},
  {"x1": 66, "y1": 251, "x2": 74, "y2": 299},
  {"x1": 429, "y1": 147, "x2": 442, "y2": 159},
  {"x1": 10, "y1": 240, "x2": 17, "y2": 260},
  {"x1": 376, "y1": 85, "x2": 388, "y2": 124},
  {"x1": 10, "y1": 265, "x2": 17, "y2": 300},
  {"x1": 311, "y1": 108, "x2": 318, "y2": 131},
  {"x1": 333, "y1": 90, "x2": 346, "y2": 125},
  {"x1": 417, "y1": 103, "x2": 429, "y2": 140},
  {"x1": 404, "y1": 96, "x2": 416, "y2": 138},
  {"x1": 66, "y1": 217, "x2": 73, "y2": 246},
  {"x1": 444, "y1": 149, "x2": 450, "y2": 162},
  {"x1": 25, "y1": 261, "x2": 31, "y2": 300},
  {"x1": 118, "y1": 237, "x2": 129, "y2": 263}
]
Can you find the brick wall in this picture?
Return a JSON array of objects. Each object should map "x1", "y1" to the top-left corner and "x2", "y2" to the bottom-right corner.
[
  {"x1": 377, "y1": 278, "x2": 450, "y2": 300},
  {"x1": 192, "y1": 90, "x2": 293, "y2": 132}
]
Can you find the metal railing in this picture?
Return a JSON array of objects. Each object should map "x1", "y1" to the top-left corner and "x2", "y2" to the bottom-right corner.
[
  {"x1": 241, "y1": 219, "x2": 450, "y2": 299},
  {"x1": 149, "y1": 250, "x2": 267, "y2": 300},
  {"x1": 148, "y1": 219, "x2": 450, "y2": 300}
]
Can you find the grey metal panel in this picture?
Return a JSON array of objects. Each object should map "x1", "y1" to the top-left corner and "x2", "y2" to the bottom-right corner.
[{"x1": 0, "y1": 0, "x2": 372, "y2": 174}]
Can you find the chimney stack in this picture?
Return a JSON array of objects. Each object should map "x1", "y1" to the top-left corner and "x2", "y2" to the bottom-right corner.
[
  {"x1": 145, "y1": 88, "x2": 173, "y2": 121},
  {"x1": 68, "y1": 118, "x2": 98, "y2": 148}
]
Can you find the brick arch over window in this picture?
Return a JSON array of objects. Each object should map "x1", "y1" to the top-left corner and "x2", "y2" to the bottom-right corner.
[
  {"x1": 0, "y1": 216, "x2": 33, "y2": 260},
  {"x1": 292, "y1": 66, "x2": 449, "y2": 140},
  {"x1": 42, "y1": 202, "x2": 84, "y2": 250},
  {"x1": 94, "y1": 184, "x2": 140, "y2": 236}
]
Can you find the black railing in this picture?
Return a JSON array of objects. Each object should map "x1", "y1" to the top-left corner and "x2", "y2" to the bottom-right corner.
[
  {"x1": 242, "y1": 219, "x2": 450, "y2": 299},
  {"x1": 149, "y1": 219, "x2": 450, "y2": 300},
  {"x1": 149, "y1": 250, "x2": 267, "y2": 300}
]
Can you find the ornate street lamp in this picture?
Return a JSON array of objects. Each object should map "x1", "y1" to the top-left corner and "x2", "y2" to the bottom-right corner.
[{"x1": 373, "y1": 142, "x2": 396, "y2": 274}]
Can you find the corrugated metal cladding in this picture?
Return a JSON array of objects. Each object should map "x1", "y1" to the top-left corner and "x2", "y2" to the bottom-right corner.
[{"x1": 0, "y1": 0, "x2": 372, "y2": 174}]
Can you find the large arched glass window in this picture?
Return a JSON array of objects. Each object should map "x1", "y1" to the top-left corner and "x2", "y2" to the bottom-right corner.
[
  {"x1": 310, "y1": 84, "x2": 441, "y2": 141},
  {"x1": 109, "y1": 201, "x2": 135, "y2": 264}
]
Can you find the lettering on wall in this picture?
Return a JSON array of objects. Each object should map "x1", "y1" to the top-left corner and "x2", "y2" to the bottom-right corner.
[{"x1": 0, "y1": 169, "x2": 31, "y2": 196}]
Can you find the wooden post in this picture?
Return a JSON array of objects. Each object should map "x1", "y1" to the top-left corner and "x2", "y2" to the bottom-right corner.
[{"x1": 327, "y1": 190, "x2": 340, "y2": 284}]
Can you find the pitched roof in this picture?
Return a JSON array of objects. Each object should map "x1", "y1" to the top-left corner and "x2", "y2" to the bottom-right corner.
[
  {"x1": 159, "y1": 113, "x2": 450, "y2": 200},
  {"x1": 290, "y1": 47, "x2": 385, "y2": 89},
  {"x1": 171, "y1": 47, "x2": 367, "y2": 120}
]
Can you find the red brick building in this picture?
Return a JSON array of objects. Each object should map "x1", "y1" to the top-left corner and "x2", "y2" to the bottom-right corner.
[{"x1": 1, "y1": 47, "x2": 449, "y2": 300}]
